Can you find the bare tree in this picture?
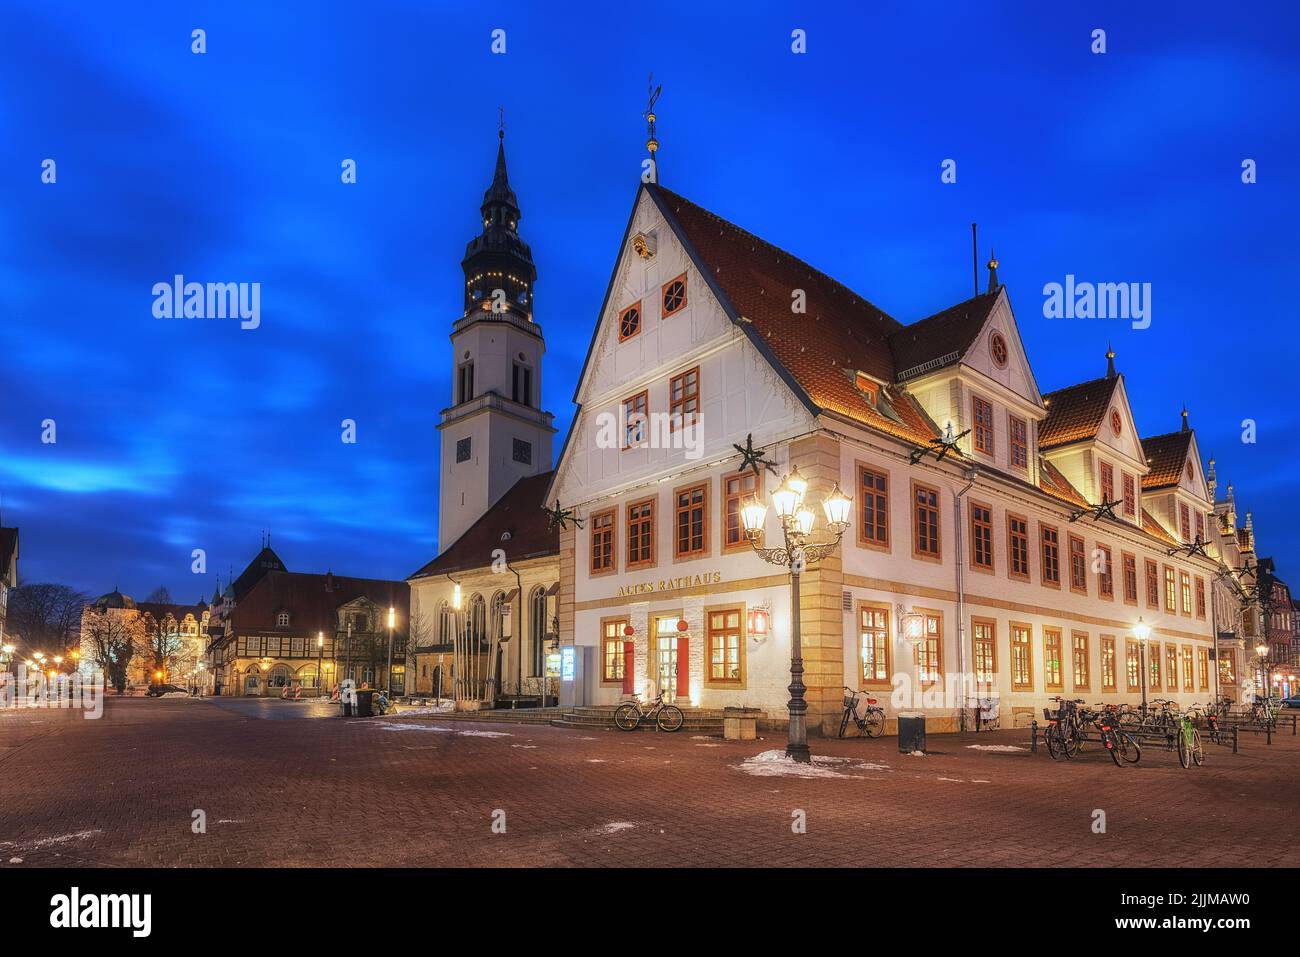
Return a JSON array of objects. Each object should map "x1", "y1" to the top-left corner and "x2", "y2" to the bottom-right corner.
[
  {"x1": 406, "y1": 608, "x2": 433, "y2": 693},
  {"x1": 144, "y1": 586, "x2": 172, "y2": 604},
  {"x1": 83, "y1": 610, "x2": 145, "y2": 693},
  {"x1": 139, "y1": 612, "x2": 183, "y2": 681},
  {"x1": 8, "y1": 583, "x2": 89, "y2": 653}
]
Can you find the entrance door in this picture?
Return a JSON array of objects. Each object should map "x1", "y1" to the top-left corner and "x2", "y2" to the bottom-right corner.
[{"x1": 655, "y1": 618, "x2": 679, "y2": 702}]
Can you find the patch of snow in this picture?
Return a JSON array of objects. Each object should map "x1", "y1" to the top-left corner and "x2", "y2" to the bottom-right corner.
[
  {"x1": 907, "y1": 750, "x2": 926, "y2": 756},
  {"x1": 734, "y1": 750, "x2": 890, "y2": 779},
  {"x1": 368, "y1": 721, "x2": 509, "y2": 738},
  {"x1": 586, "y1": 759, "x2": 606, "y2": 763},
  {"x1": 511, "y1": 744, "x2": 538, "y2": 750},
  {"x1": 393, "y1": 703, "x2": 456, "y2": 716},
  {"x1": 966, "y1": 744, "x2": 1025, "y2": 752},
  {"x1": 8, "y1": 857, "x2": 21, "y2": 864},
  {"x1": 458, "y1": 729, "x2": 512, "y2": 738},
  {"x1": 161, "y1": 692, "x2": 195, "y2": 698},
  {"x1": 972, "y1": 779, "x2": 991, "y2": 783},
  {"x1": 694, "y1": 743, "x2": 721, "y2": 748},
  {"x1": 937, "y1": 777, "x2": 964, "y2": 782},
  {"x1": 595, "y1": 822, "x2": 636, "y2": 835},
  {"x1": 0, "y1": 829, "x2": 102, "y2": 851}
]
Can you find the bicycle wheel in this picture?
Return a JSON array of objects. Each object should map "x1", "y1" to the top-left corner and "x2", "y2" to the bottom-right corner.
[
  {"x1": 1101, "y1": 729, "x2": 1124, "y2": 766},
  {"x1": 1045, "y1": 726, "x2": 1062, "y2": 760},
  {"x1": 1177, "y1": 726, "x2": 1196, "y2": 768},
  {"x1": 657, "y1": 704, "x2": 684, "y2": 732},
  {"x1": 838, "y1": 708, "x2": 852, "y2": 739},
  {"x1": 613, "y1": 704, "x2": 640, "y2": 731},
  {"x1": 1118, "y1": 732, "x2": 1141, "y2": 765},
  {"x1": 862, "y1": 709, "x2": 885, "y2": 738},
  {"x1": 1187, "y1": 727, "x2": 1203, "y2": 767}
]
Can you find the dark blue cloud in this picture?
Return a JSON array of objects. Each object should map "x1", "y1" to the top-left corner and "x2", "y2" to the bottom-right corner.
[{"x1": 1, "y1": 0, "x2": 1298, "y2": 597}]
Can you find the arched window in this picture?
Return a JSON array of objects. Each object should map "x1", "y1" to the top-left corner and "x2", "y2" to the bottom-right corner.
[
  {"x1": 438, "y1": 601, "x2": 452, "y2": 647},
  {"x1": 469, "y1": 594, "x2": 486, "y2": 650},
  {"x1": 277, "y1": 611, "x2": 290, "y2": 628},
  {"x1": 491, "y1": 591, "x2": 507, "y2": 641},
  {"x1": 530, "y1": 586, "x2": 548, "y2": 676}
]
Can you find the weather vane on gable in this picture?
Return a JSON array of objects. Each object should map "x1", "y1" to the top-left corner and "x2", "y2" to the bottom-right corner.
[
  {"x1": 644, "y1": 72, "x2": 661, "y2": 180},
  {"x1": 498, "y1": 105, "x2": 505, "y2": 136}
]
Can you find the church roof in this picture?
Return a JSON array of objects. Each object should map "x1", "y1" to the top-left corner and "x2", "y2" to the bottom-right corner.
[
  {"x1": 227, "y1": 571, "x2": 409, "y2": 636},
  {"x1": 1140, "y1": 430, "x2": 1194, "y2": 491},
  {"x1": 408, "y1": 471, "x2": 558, "y2": 580},
  {"x1": 231, "y1": 546, "x2": 287, "y2": 600},
  {"x1": 94, "y1": 588, "x2": 136, "y2": 611},
  {"x1": 1038, "y1": 376, "x2": 1119, "y2": 450}
]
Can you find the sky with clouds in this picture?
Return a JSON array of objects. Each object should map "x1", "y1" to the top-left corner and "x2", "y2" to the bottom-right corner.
[{"x1": 1, "y1": 0, "x2": 1297, "y2": 601}]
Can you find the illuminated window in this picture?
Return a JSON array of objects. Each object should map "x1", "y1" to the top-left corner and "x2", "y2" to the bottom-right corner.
[
  {"x1": 1044, "y1": 628, "x2": 1063, "y2": 691},
  {"x1": 973, "y1": 620, "x2": 996, "y2": 686},
  {"x1": 1182, "y1": 646, "x2": 1194, "y2": 691},
  {"x1": 277, "y1": 612, "x2": 290, "y2": 627},
  {"x1": 916, "y1": 613, "x2": 942, "y2": 686},
  {"x1": 1198, "y1": 647, "x2": 1210, "y2": 691},
  {"x1": 1125, "y1": 640, "x2": 1141, "y2": 692},
  {"x1": 1149, "y1": 641, "x2": 1162, "y2": 691},
  {"x1": 602, "y1": 620, "x2": 627, "y2": 682},
  {"x1": 707, "y1": 609, "x2": 742, "y2": 683},
  {"x1": 1164, "y1": 566, "x2": 1177, "y2": 612},
  {"x1": 860, "y1": 605, "x2": 891, "y2": 688},
  {"x1": 1180, "y1": 572, "x2": 1192, "y2": 615},
  {"x1": 1219, "y1": 649, "x2": 1236, "y2": 684},
  {"x1": 1072, "y1": 632, "x2": 1090, "y2": 690},
  {"x1": 1101, "y1": 636, "x2": 1116, "y2": 691},
  {"x1": 723, "y1": 471, "x2": 758, "y2": 550},
  {"x1": 1011, "y1": 623, "x2": 1033, "y2": 691},
  {"x1": 1166, "y1": 645, "x2": 1179, "y2": 691}
]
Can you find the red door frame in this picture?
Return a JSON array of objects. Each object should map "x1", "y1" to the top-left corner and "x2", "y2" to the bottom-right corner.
[{"x1": 622, "y1": 642, "x2": 634, "y2": 695}]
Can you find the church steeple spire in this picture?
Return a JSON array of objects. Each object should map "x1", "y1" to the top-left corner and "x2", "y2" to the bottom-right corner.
[{"x1": 461, "y1": 122, "x2": 537, "y2": 321}]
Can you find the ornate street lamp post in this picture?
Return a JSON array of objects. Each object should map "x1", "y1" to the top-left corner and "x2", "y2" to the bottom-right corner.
[
  {"x1": 1134, "y1": 617, "x2": 1152, "y2": 715},
  {"x1": 740, "y1": 465, "x2": 852, "y2": 763},
  {"x1": 386, "y1": 606, "x2": 397, "y2": 698},
  {"x1": 317, "y1": 631, "x2": 325, "y2": 698}
]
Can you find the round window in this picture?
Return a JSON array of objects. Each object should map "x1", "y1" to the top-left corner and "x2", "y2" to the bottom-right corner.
[
  {"x1": 990, "y1": 331, "x2": 1008, "y2": 366},
  {"x1": 662, "y1": 277, "x2": 686, "y2": 316},
  {"x1": 1110, "y1": 409, "x2": 1122, "y2": 436}
]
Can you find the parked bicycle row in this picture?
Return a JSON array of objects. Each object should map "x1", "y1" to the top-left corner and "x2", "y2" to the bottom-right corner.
[{"x1": 1040, "y1": 696, "x2": 1206, "y2": 768}]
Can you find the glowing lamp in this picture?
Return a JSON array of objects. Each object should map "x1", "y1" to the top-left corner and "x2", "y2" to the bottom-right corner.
[
  {"x1": 740, "y1": 497, "x2": 768, "y2": 536},
  {"x1": 1133, "y1": 618, "x2": 1152, "y2": 643},
  {"x1": 317, "y1": 632, "x2": 324, "y2": 648},
  {"x1": 388, "y1": 607, "x2": 396, "y2": 629},
  {"x1": 900, "y1": 610, "x2": 926, "y2": 645},
  {"x1": 452, "y1": 583, "x2": 462, "y2": 610},
  {"x1": 822, "y1": 482, "x2": 852, "y2": 527},
  {"x1": 1256, "y1": 643, "x2": 1269, "y2": 657},
  {"x1": 771, "y1": 482, "x2": 799, "y2": 520},
  {"x1": 785, "y1": 465, "x2": 808, "y2": 502},
  {"x1": 794, "y1": 507, "x2": 815, "y2": 537}
]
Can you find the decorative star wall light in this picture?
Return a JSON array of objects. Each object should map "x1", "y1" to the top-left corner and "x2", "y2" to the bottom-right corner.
[
  {"x1": 909, "y1": 422, "x2": 970, "y2": 466},
  {"x1": 1165, "y1": 537, "x2": 1210, "y2": 559},
  {"x1": 1068, "y1": 498, "x2": 1121, "y2": 523},
  {"x1": 733, "y1": 433, "x2": 779, "y2": 480},
  {"x1": 543, "y1": 499, "x2": 584, "y2": 531}
]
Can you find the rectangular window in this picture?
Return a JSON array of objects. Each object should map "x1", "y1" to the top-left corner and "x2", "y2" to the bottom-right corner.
[
  {"x1": 1041, "y1": 524, "x2": 1060, "y2": 586},
  {"x1": 1182, "y1": 646, "x2": 1194, "y2": 692},
  {"x1": 590, "y1": 509, "x2": 615, "y2": 574},
  {"x1": 1044, "y1": 628, "x2": 1064, "y2": 691},
  {"x1": 1195, "y1": 512, "x2": 1205, "y2": 544},
  {"x1": 1195, "y1": 576, "x2": 1206, "y2": 619},
  {"x1": 1009, "y1": 415, "x2": 1028, "y2": 469},
  {"x1": 723, "y1": 471, "x2": 758, "y2": 551},
  {"x1": 602, "y1": 619, "x2": 627, "y2": 682},
  {"x1": 512, "y1": 438, "x2": 532, "y2": 465},
  {"x1": 674, "y1": 483, "x2": 708, "y2": 559},
  {"x1": 1198, "y1": 647, "x2": 1210, "y2": 691},
  {"x1": 1007, "y1": 514, "x2": 1029, "y2": 579},
  {"x1": 913, "y1": 483, "x2": 940, "y2": 558},
  {"x1": 1122, "y1": 552, "x2": 1138, "y2": 604},
  {"x1": 1098, "y1": 545, "x2": 1114, "y2": 599},
  {"x1": 707, "y1": 608, "x2": 742, "y2": 683},
  {"x1": 1166, "y1": 645, "x2": 1179, "y2": 691},
  {"x1": 669, "y1": 367, "x2": 700, "y2": 432},
  {"x1": 857, "y1": 465, "x2": 889, "y2": 548},
  {"x1": 916, "y1": 613, "x2": 942, "y2": 686},
  {"x1": 1011, "y1": 623, "x2": 1033, "y2": 691},
  {"x1": 1219, "y1": 649, "x2": 1236, "y2": 684},
  {"x1": 622, "y1": 391, "x2": 648, "y2": 449},
  {"x1": 1149, "y1": 641, "x2": 1162, "y2": 691},
  {"x1": 1122, "y1": 472, "x2": 1136, "y2": 517},
  {"x1": 1100, "y1": 461, "x2": 1114, "y2": 504},
  {"x1": 457, "y1": 362, "x2": 474, "y2": 403},
  {"x1": 860, "y1": 605, "x2": 891, "y2": 688},
  {"x1": 972, "y1": 619, "x2": 996, "y2": 687},
  {"x1": 1179, "y1": 504, "x2": 1191, "y2": 543},
  {"x1": 1069, "y1": 535, "x2": 1087, "y2": 593},
  {"x1": 1180, "y1": 571, "x2": 1192, "y2": 616},
  {"x1": 1125, "y1": 640, "x2": 1141, "y2": 692},
  {"x1": 1072, "y1": 632, "x2": 1090, "y2": 691},
  {"x1": 1101, "y1": 636, "x2": 1116, "y2": 691},
  {"x1": 1145, "y1": 559, "x2": 1160, "y2": 608},
  {"x1": 627, "y1": 498, "x2": 655, "y2": 569},
  {"x1": 511, "y1": 363, "x2": 532, "y2": 406},
  {"x1": 970, "y1": 502, "x2": 994, "y2": 571},
  {"x1": 1164, "y1": 566, "x2": 1177, "y2": 612},
  {"x1": 456, "y1": 437, "x2": 472, "y2": 463},
  {"x1": 972, "y1": 395, "x2": 994, "y2": 454}
]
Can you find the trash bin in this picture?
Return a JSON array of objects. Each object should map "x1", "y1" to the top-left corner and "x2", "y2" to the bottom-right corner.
[
  {"x1": 355, "y1": 689, "x2": 375, "y2": 718},
  {"x1": 342, "y1": 699, "x2": 353, "y2": 717},
  {"x1": 898, "y1": 712, "x2": 926, "y2": 753}
]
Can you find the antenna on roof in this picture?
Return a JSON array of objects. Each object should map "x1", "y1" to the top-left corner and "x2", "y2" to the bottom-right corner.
[
  {"x1": 644, "y1": 72, "x2": 662, "y2": 183},
  {"x1": 1106, "y1": 342, "x2": 1116, "y2": 378},
  {"x1": 970, "y1": 223, "x2": 978, "y2": 297}
]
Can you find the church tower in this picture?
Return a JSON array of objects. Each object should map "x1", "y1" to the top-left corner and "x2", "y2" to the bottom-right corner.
[{"x1": 436, "y1": 129, "x2": 555, "y2": 553}]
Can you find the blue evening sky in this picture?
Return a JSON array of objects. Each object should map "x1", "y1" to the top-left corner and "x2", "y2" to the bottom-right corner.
[{"x1": 1, "y1": 1, "x2": 1297, "y2": 600}]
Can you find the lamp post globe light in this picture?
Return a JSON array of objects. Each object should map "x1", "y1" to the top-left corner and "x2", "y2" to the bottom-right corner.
[
  {"x1": 740, "y1": 465, "x2": 852, "y2": 763},
  {"x1": 386, "y1": 606, "x2": 397, "y2": 698},
  {"x1": 317, "y1": 631, "x2": 325, "y2": 698}
]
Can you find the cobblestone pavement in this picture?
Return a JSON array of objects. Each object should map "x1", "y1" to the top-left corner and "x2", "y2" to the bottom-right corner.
[{"x1": 0, "y1": 698, "x2": 1295, "y2": 867}]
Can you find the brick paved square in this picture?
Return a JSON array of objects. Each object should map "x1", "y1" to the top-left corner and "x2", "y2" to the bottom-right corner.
[{"x1": 0, "y1": 697, "x2": 1296, "y2": 868}]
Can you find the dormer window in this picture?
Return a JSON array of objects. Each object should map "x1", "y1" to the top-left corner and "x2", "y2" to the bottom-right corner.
[
  {"x1": 854, "y1": 373, "x2": 879, "y2": 408},
  {"x1": 277, "y1": 611, "x2": 290, "y2": 628}
]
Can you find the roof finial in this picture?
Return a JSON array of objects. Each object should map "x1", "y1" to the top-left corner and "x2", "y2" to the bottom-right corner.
[
  {"x1": 498, "y1": 105, "x2": 504, "y2": 141},
  {"x1": 1181, "y1": 406, "x2": 1190, "y2": 433},
  {"x1": 644, "y1": 73, "x2": 662, "y2": 183},
  {"x1": 986, "y1": 248, "x2": 1000, "y2": 293},
  {"x1": 1105, "y1": 342, "x2": 1116, "y2": 379}
]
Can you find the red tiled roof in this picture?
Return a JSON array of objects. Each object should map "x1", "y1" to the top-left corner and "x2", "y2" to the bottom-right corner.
[
  {"x1": 1038, "y1": 376, "x2": 1119, "y2": 450},
  {"x1": 136, "y1": 600, "x2": 207, "y2": 622},
  {"x1": 889, "y1": 292, "x2": 1002, "y2": 379},
  {"x1": 230, "y1": 571, "x2": 409, "y2": 635},
  {"x1": 1140, "y1": 431, "x2": 1193, "y2": 490},
  {"x1": 231, "y1": 546, "x2": 287, "y2": 599},
  {"x1": 647, "y1": 186, "x2": 943, "y2": 447},
  {"x1": 1038, "y1": 458, "x2": 1089, "y2": 508},
  {"x1": 409, "y1": 471, "x2": 558, "y2": 579}
]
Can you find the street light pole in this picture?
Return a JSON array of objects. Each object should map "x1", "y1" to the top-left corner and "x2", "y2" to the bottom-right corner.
[
  {"x1": 740, "y1": 465, "x2": 852, "y2": 764},
  {"x1": 386, "y1": 606, "x2": 396, "y2": 698},
  {"x1": 1134, "y1": 617, "x2": 1151, "y2": 715},
  {"x1": 317, "y1": 631, "x2": 324, "y2": 698}
]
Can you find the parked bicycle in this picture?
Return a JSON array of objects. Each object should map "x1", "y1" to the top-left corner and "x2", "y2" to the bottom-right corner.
[
  {"x1": 614, "y1": 692, "x2": 684, "y2": 732},
  {"x1": 1177, "y1": 710, "x2": 1204, "y2": 768},
  {"x1": 1092, "y1": 704, "x2": 1141, "y2": 766},
  {"x1": 1043, "y1": 697, "x2": 1087, "y2": 760},
  {"x1": 1248, "y1": 697, "x2": 1277, "y2": 729},
  {"x1": 838, "y1": 687, "x2": 886, "y2": 738}
]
